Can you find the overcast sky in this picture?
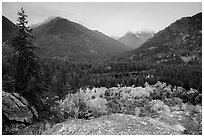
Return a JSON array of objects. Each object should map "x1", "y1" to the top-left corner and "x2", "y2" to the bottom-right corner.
[{"x1": 2, "y1": 2, "x2": 202, "y2": 37}]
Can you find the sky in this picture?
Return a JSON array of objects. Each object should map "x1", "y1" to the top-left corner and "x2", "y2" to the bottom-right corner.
[{"x1": 2, "y1": 2, "x2": 202, "y2": 37}]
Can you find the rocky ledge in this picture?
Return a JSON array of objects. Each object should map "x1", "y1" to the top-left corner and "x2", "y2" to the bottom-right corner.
[
  {"x1": 2, "y1": 90, "x2": 39, "y2": 134},
  {"x1": 2, "y1": 90, "x2": 38, "y2": 123},
  {"x1": 43, "y1": 113, "x2": 185, "y2": 135}
]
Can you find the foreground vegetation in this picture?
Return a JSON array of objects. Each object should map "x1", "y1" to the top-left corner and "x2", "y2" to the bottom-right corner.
[{"x1": 50, "y1": 81, "x2": 201, "y2": 134}]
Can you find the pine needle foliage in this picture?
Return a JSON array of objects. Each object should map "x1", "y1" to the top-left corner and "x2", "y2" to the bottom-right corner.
[{"x1": 12, "y1": 8, "x2": 47, "y2": 108}]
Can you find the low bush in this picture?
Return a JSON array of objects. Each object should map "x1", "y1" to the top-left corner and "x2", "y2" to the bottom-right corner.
[
  {"x1": 53, "y1": 90, "x2": 108, "y2": 121},
  {"x1": 182, "y1": 109, "x2": 202, "y2": 134},
  {"x1": 89, "y1": 98, "x2": 108, "y2": 117},
  {"x1": 106, "y1": 96, "x2": 122, "y2": 114},
  {"x1": 139, "y1": 104, "x2": 159, "y2": 118}
]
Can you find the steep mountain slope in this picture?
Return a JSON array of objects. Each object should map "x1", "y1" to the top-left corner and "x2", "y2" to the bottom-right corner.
[
  {"x1": 2, "y1": 16, "x2": 17, "y2": 43},
  {"x1": 118, "y1": 32, "x2": 144, "y2": 49},
  {"x1": 115, "y1": 12, "x2": 202, "y2": 65},
  {"x1": 32, "y1": 17, "x2": 130, "y2": 63}
]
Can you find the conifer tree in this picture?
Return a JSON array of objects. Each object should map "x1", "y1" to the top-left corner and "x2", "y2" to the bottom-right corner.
[{"x1": 12, "y1": 8, "x2": 47, "y2": 106}]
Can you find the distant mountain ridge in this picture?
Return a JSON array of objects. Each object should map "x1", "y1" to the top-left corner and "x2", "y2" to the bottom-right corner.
[
  {"x1": 118, "y1": 32, "x2": 144, "y2": 49},
  {"x1": 32, "y1": 16, "x2": 131, "y2": 63},
  {"x1": 118, "y1": 31, "x2": 155, "y2": 49},
  {"x1": 2, "y1": 16, "x2": 131, "y2": 63},
  {"x1": 114, "y1": 12, "x2": 202, "y2": 65}
]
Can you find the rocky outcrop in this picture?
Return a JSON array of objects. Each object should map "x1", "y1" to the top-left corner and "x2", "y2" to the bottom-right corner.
[
  {"x1": 43, "y1": 114, "x2": 183, "y2": 135},
  {"x1": 2, "y1": 90, "x2": 38, "y2": 123}
]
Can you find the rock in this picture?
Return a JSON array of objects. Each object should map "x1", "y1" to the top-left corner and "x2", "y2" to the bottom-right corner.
[
  {"x1": 43, "y1": 114, "x2": 182, "y2": 135},
  {"x1": 12, "y1": 92, "x2": 29, "y2": 106},
  {"x1": 2, "y1": 90, "x2": 38, "y2": 123},
  {"x1": 30, "y1": 105, "x2": 39, "y2": 118}
]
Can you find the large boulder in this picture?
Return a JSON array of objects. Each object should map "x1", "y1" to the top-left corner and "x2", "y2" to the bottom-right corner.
[{"x1": 2, "y1": 90, "x2": 38, "y2": 123}]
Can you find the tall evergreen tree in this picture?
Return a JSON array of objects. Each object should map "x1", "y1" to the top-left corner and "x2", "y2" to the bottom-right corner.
[{"x1": 12, "y1": 8, "x2": 47, "y2": 106}]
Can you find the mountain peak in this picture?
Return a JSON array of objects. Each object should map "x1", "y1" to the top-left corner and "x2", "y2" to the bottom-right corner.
[
  {"x1": 119, "y1": 32, "x2": 143, "y2": 49},
  {"x1": 46, "y1": 16, "x2": 68, "y2": 22},
  {"x1": 31, "y1": 16, "x2": 66, "y2": 28},
  {"x1": 124, "y1": 32, "x2": 139, "y2": 38},
  {"x1": 43, "y1": 16, "x2": 62, "y2": 22},
  {"x1": 118, "y1": 30, "x2": 155, "y2": 49}
]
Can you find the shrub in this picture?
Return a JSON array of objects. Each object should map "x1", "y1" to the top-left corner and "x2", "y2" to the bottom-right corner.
[
  {"x1": 54, "y1": 88, "x2": 108, "y2": 120},
  {"x1": 165, "y1": 97, "x2": 183, "y2": 106},
  {"x1": 55, "y1": 93, "x2": 91, "y2": 119},
  {"x1": 149, "y1": 100, "x2": 171, "y2": 114},
  {"x1": 139, "y1": 104, "x2": 159, "y2": 118},
  {"x1": 106, "y1": 96, "x2": 122, "y2": 114},
  {"x1": 180, "y1": 104, "x2": 202, "y2": 135},
  {"x1": 89, "y1": 98, "x2": 107, "y2": 114},
  {"x1": 129, "y1": 87, "x2": 150, "y2": 98}
]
